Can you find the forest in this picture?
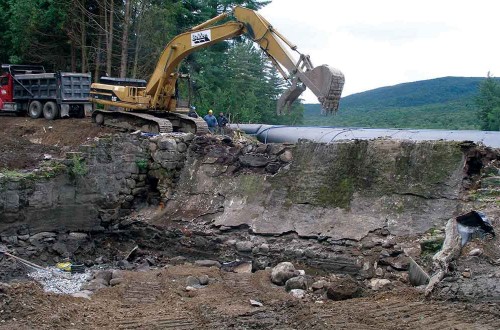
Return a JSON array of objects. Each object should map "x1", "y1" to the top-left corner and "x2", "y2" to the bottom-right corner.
[{"x1": 0, "y1": 0, "x2": 302, "y2": 124}]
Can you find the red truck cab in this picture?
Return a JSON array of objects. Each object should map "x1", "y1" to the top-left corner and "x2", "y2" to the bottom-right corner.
[
  {"x1": 0, "y1": 70, "x2": 13, "y2": 106},
  {"x1": 1, "y1": 64, "x2": 45, "y2": 112}
]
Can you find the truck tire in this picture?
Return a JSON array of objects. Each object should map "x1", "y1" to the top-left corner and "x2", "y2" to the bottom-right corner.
[
  {"x1": 28, "y1": 101, "x2": 43, "y2": 119},
  {"x1": 43, "y1": 101, "x2": 59, "y2": 120},
  {"x1": 77, "y1": 105, "x2": 85, "y2": 118},
  {"x1": 95, "y1": 113, "x2": 105, "y2": 125}
]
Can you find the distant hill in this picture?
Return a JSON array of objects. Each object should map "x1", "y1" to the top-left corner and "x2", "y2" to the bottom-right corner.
[{"x1": 303, "y1": 76, "x2": 497, "y2": 130}]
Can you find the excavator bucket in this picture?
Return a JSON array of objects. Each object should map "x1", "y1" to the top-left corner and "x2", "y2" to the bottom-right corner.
[
  {"x1": 276, "y1": 78, "x2": 306, "y2": 115},
  {"x1": 302, "y1": 65, "x2": 345, "y2": 114},
  {"x1": 277, "y1": 64, "x2": 344, "y2": 115}
]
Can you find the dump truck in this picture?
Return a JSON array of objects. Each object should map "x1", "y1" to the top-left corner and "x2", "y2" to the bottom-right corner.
[
  {"x1": 90, "y1": 6, "x2": 344, "y2": 134},
  {"x1": 0, "y1": 64, "x2": 92, "y2": 119}
]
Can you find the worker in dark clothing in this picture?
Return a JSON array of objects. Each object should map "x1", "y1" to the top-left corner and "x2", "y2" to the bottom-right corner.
[
  {"x1": 188, "y1": 106, "x2": 199, "y2": 118},
  {"x1": 217, "y1": 112, "x2": 228, "y2": 134},
  {"x1": 203, "y1": 109, "x2": 218, "y2": 133}
]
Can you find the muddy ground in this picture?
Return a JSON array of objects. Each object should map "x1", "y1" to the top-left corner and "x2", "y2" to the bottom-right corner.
[
  {"x1": 1, "y1": 266, "x2": 499, "y2": 330},
  {"x1": 0, "y1": 116, "x2": 499, "y2": 329}
]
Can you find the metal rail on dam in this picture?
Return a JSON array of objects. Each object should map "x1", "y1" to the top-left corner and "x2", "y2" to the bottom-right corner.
[{"x1": 230, "y1": 124, "x2": 500, "y2": 148}]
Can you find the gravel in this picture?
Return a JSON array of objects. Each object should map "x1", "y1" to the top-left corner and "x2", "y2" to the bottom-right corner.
[{"x1": 28, "y1": 267, "x2": 92, "y2": 294}]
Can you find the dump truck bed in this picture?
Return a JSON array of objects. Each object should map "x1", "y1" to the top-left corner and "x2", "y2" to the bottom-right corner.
[{"x1": 13, "y1": 72, "x2": 91, "y2": 103}]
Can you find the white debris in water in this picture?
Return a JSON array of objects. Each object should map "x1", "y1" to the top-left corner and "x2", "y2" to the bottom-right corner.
[{"x1": 28, "y1": 267, "x2": 92, "y2": 294}]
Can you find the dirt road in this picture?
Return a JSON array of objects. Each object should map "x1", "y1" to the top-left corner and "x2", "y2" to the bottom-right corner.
[{"x1": 1, "y1": 265, "x2": 499, "y2": 329}]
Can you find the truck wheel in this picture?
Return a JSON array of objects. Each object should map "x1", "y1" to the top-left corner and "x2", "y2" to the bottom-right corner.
[
  {"x1": 95, "y1": 113, "x2": 105, "y2": 125},
  {"x1": 28, "y1": 101, "x2": 43, "y2": 118},
  {"x1": 77, "y1": 105, "x2": 85, "y2": 118},
  {"x1": 43, "y1": 101, "x2": 59, "y2": 120}
]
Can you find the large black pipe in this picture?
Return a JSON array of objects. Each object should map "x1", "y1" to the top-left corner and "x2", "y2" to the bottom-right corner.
[{"x1": 229, "y1": 124, "x2": 500, "y2": 148}]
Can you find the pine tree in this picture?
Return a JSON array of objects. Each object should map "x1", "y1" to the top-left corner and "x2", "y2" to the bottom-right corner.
[{"x1": 476, "y1": 73, "x2": 500, "y2": 131}]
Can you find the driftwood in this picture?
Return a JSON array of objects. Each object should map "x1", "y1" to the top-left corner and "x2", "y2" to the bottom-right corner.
[{"x1": 425, "y1": 218, "x2": 461, "y2": 296}]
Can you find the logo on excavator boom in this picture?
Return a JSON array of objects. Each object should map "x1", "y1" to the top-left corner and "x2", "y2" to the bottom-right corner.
[{"x1": 191, "y1": 30, "x2": 211, "y2": 47}]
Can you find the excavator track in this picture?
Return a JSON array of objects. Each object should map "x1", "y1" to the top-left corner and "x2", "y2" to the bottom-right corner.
[
  {"x1": 162, "y1": 112, "x2": 210, "y2": 135},
  {"x1": 92, "y1": 109, "x2": 210, "y2": 135},
  {"x1": 92, "y1": 109, "x2": 173, "y2": 134}
]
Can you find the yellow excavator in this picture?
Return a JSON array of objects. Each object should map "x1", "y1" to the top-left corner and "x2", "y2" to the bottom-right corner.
[{"x1": 89, "y1": 6, "x2": 344, "y2": 134}]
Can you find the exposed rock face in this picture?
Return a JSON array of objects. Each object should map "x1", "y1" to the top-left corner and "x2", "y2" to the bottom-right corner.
[
  {"x1": 0, "y1": 134, "x2": 192, "y2": 235},
  {"x1": 0, "y1": 134, "x2": 468, "y2": 242},
  {"x1": 172, "y1": 139, "x2": 465, "y2": 240}
]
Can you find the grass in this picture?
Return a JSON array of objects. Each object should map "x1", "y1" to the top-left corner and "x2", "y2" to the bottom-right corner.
[{"x1": 0, "y1": 161, "x2": 67, "y2": 181}]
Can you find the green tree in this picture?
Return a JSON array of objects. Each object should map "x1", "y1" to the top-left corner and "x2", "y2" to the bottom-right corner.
[
  {"x1": 0, "y1": 0, "x2": 11, "y2": 63},
  {"x1": 476, "y1": 73, "x2": 500, "y2": 131},
  {"x1": 6, "y1": 0, "x2": 70, "y2": 67}
]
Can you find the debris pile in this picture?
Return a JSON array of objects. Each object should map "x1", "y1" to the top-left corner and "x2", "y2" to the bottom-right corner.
[{"x1": 27, "y1": 268, "x2": 91, "y2": 294}]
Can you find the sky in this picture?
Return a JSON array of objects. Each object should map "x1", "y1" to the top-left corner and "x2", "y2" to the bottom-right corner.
[{"x1": 258, "y1": 0, "x2": 500, "y2": 103}]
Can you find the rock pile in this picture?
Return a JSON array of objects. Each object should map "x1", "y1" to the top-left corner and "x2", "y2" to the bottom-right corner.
[
  {"x1": 81, "y1": 269, "x2": 125, "y2": 292},
  {"x1": 270, "y1": 262, "x2": 366, "y2": 301}
]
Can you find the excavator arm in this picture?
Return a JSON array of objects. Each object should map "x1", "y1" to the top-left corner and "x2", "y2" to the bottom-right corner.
[{"x1": 144, "y1": 6, "x2": 344, "y2": 114}]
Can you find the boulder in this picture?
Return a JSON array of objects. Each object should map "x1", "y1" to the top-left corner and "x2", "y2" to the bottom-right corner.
[
  {"x1": 258, "y1": 244, "x2": 270, "y2": 254},
  {"x1": 369, "y1": 278, "x2": 391, "y2": 290},
  {"x1": 271, "y1": 262, "x2": 296, "y2": 285},
  {"x1": 170, "y1": 256, "x2": 187, "y2": 265},
  {"x1": 94, "y1": 270, "x2": 113, "y2": 284},
  {"x1": 265, "y1": 162, "x2": 281, "y2": 174},
  {"x1": 29, "y1": 232, "x2": 56, "y2": 247},
  {"x1": 0, "y1": 282, "x2": 12, "y2": 293},
  {"x1": 468, "y1": 248, "x2": 483, "y2": 256},
  {"x1": 92, "y1": 277, "x2": 110, "y2": 287},
  {"x1": 233, "y1": 262, "x2": 252, "y2": 273},
  {"x1": 194, "y1": 260, "x2": 221, "y2": 268},
  {"x1": 289, "y1": 289, "x2": 306, "y2": 299},
  {"x1": 311, "y1": 280, "x2": 328, "y2": 291},
  {"x1": 110, "y1": 278, "x2": 124, "y2": 286},
  {"x1": 326, "y1": 277, "x2": 362, "y2": 301},
  {"x1": 52, "y1": 242, "x2": 70, "y2": 257},
  {"x1": 235, "y1": 241, "x2": 254, "y2": 252},
  {"x1": 117, "y1": 259, "x2": 133, "y2": 270},
  {"x1": 71, "y1": 291, "x2": 91, "y2": 300},
  {"x1": 386, "y1": 255, "x2": 410, "y2": 271},
  {"x1": 176, "y1": 142, "x2": 188, "y2": 153},
  {"x1": 252, "y1": 257, "x2": 269, "y2": 272},
  {"x1": 1, "y1": 236, "x2": 18, "y2": 245},
  {"x1": 82, "y1": 280, "x2": 107, "y2": 291},
  {"x1": 198, "y1": 275, "x2": 209, "y2": 286},
  {"x1": 285, "y1": 276, "x2": 307, "y2": 291},
  {"x1": 157, "y1": 137, "x2": 177, "y2": 151},
  {"x1": 279, "y1": 150, "x2": 293, "y2": 162},
  {"x1": 239, "y1": 154, "x2": 271, "y2": 167},
  {"x1": 112, "y1": 269, "x2": 125, "y2": 279},
  {"x1": 186, "y1": 276, "x2": 201, "y2": 287}
]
